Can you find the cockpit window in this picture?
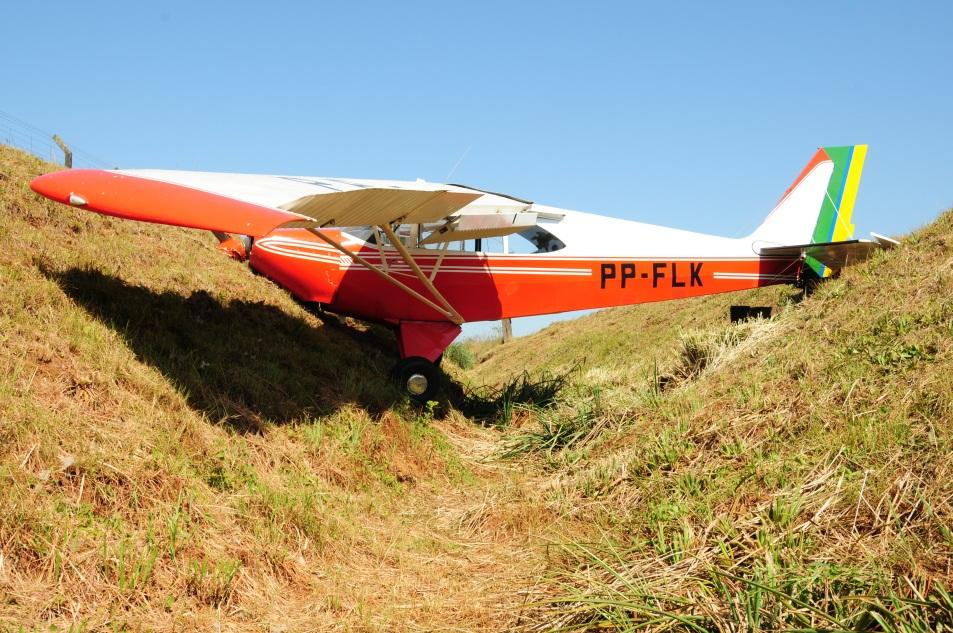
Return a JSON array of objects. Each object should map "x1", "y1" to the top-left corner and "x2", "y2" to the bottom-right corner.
[
  {"x1": 517, "y1": 225, "x2": 566, "y2": 253},
  {"x1": 345, "y1": 223, "x2": 566, "y2": 254},
  {"x1": 348, "y1": 227, "x2": 376, "y2": 243}
]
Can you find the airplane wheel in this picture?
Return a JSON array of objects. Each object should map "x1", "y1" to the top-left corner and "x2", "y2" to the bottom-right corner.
[{"x1": 392, "y1": 356, "x2": 440, "y2": 403}]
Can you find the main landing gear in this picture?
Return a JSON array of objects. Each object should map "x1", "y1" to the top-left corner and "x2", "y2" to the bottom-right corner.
[
  {"x1": 392, "y1": 356, "x2": 441, "y2": 403},
  {"x1": 393, "y1": 320, "x2": 461, "y2": 404}
]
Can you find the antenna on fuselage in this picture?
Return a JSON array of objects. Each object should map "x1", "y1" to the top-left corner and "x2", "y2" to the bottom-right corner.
[{"x1": 445, "y1": 144, "x2": 472, "y2": 182}]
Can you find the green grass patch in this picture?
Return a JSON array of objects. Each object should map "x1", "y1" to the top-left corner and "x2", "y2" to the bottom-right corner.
[{"x1": 456, "y1": 369, "x2": 572, "y2": 426}]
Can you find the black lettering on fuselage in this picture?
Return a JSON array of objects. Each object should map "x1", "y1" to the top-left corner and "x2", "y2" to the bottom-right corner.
[
  {"x1": 620, "y1": 263, "x2": 636, "y2": 288},
  {"x1": 652, "y1": 262, "x2": 665, "y2": 288},
  {"x1": 598, "y1": 261, "x2": 704, "y2": 289},
  {"x1": 690, "y1": 262, "x2": 703, "y2": 287},
  {"x1": 600, "y1": 263, "x2": 616, "y2": 289},
  {"x1": 671, "y1": 262, "x2": 685, "y2": 288}
]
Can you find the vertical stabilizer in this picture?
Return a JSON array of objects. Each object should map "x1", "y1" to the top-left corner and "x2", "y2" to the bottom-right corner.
[
  {"x1": 749, "y1": 145, "x2": 868, "y2": 277},
  {"x1": 807, "y1": 145, "x2": 867, "y2": 275}
]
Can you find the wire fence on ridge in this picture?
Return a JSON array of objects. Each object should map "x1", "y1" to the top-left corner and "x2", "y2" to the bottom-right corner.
[{"x1": 0, "y1": 109, "x2": 111, "y2": 169}]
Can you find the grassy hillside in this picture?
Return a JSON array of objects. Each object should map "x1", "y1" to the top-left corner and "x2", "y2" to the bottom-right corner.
[
  {"x1": 466, "y1": 286, "x2": 790, "y2": 403},
  {"x1": 0, "y1": 146, "x2": 562, "y2": 631},
  {"x1": 2, "y1": 144, "x2": 951, "y2": 631},
  {"x1": 464, "y1": 207, "x2": 953, "y2": 628}
]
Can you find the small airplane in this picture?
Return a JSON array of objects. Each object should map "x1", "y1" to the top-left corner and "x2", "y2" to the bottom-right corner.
[{"x1": 31, "y1": 144, "x2": 894, "y2": 401}]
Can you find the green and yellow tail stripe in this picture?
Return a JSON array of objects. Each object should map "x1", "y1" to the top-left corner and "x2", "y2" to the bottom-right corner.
[{"x1": 807, "y1": 144, "x2": 867, "y2": 276}]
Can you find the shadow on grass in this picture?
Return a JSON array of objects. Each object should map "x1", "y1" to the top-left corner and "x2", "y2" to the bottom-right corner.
[
  {"x1": 448, "y1": 369, "x2": 572, "y2": 427},
  {"x1": 47, "y1": 267, "x2": 402, "y2": 432}
]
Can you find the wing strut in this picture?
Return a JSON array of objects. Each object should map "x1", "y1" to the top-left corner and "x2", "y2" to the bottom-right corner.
[
  {"x1": 379, "y1": 224, "x2": 464, "y2": 324},
  {"x1": 305, "y1": 227, "x2": 464, "y2": 325},
  {"x1": 428, "y1": 241, "x2": 451, "y2": 282}
]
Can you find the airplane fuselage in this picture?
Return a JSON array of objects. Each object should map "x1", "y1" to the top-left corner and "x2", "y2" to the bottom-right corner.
[{"x1": 249, "y1": 222, "x2": 805, "y2": 325}]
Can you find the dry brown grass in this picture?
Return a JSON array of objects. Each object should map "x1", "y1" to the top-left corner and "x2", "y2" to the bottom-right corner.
[
  {"x1": 0, "y1": 146, "x2": 572, "y2": 631},
  {"x1": 3, "y1": 143, "x2": 951, "y2": 631}
]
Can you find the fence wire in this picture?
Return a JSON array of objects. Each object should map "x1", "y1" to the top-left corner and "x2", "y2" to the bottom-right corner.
[{"x1": 0, "y1": 109, "x2": 112, "y2": 169}]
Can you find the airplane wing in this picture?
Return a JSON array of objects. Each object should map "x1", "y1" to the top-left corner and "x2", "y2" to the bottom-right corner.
[
  {"x1": 30, "y1": 169, "x2": 529, "y2": 238},
  {"x1": 418, "y1": 211, "x2": 539, "y2": 245},
  {"x1": 30, "y1": 169, "x2": 307, "y2": 237},
  {"x1": 279, "y1": 189, "x2": 481, "y2": 227},
  {"x1": 759, "y1": 233, "x2": 899, "y2": 270}
]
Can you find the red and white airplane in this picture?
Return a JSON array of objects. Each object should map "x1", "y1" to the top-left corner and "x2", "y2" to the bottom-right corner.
[{"x1": 31, "y1": 144, "x2": 893, "y2": 401}]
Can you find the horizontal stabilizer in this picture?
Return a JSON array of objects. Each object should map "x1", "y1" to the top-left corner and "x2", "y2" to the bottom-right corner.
[{"x1": 759, "y1": 234, "x2": 897, "y2": 271}]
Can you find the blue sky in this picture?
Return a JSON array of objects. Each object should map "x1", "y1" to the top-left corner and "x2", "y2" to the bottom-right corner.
[{"x1": 3, "y1": 1, "x2": 952, "y2": 336}]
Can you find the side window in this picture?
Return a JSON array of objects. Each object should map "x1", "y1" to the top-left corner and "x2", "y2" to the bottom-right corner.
[
  {"x1": 517, "y1": 225, "x2": 566, "y2": 253},
  {"x1": 349, "y1": 223, "x2": 567, "y2": 254}
]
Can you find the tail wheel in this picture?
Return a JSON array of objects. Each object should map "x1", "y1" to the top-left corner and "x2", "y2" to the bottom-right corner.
[{"x1": 392, "y1": 356, "x2": 440, "y2": 403}]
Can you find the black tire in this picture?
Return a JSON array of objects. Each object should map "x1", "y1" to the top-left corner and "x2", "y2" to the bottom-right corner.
[{"x1": 392, "y1": 356, "x2": 440, "y2": 403}]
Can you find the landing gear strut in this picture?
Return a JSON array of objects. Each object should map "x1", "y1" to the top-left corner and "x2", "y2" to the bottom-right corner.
[
  {"x1": 392, "y1": 320, "x2": 460, "y2": 403},
  {"x1": 392, "y1": 356, "x2": 441, "y2": 403}
]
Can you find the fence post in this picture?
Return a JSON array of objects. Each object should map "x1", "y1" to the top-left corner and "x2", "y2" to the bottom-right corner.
[
  {"x1": 52, "y1": 134, "x2": 72, "y2": 168},
  {"x1": 501, "y1": 234, "x2": 513, "y2": 342}
]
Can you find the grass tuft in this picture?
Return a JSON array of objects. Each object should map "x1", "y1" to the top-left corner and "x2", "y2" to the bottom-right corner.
[
  {"x1": 526, "y1": 539, "x2": 953, "y2": 632},
  {"x1": 445, "y1": 341, "x2": 476, "y2": 369},
  {"x1": 499, "y1": 399, "x2": 599, "y2": 462},
  {"x1": 456, "y1": 369, "x2": 572, "y2": 426}
]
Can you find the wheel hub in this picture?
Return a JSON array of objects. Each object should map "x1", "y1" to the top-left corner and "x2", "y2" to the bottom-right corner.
[{"x1": 406, "y1": 373, "x2": 429, "y2": 396}]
